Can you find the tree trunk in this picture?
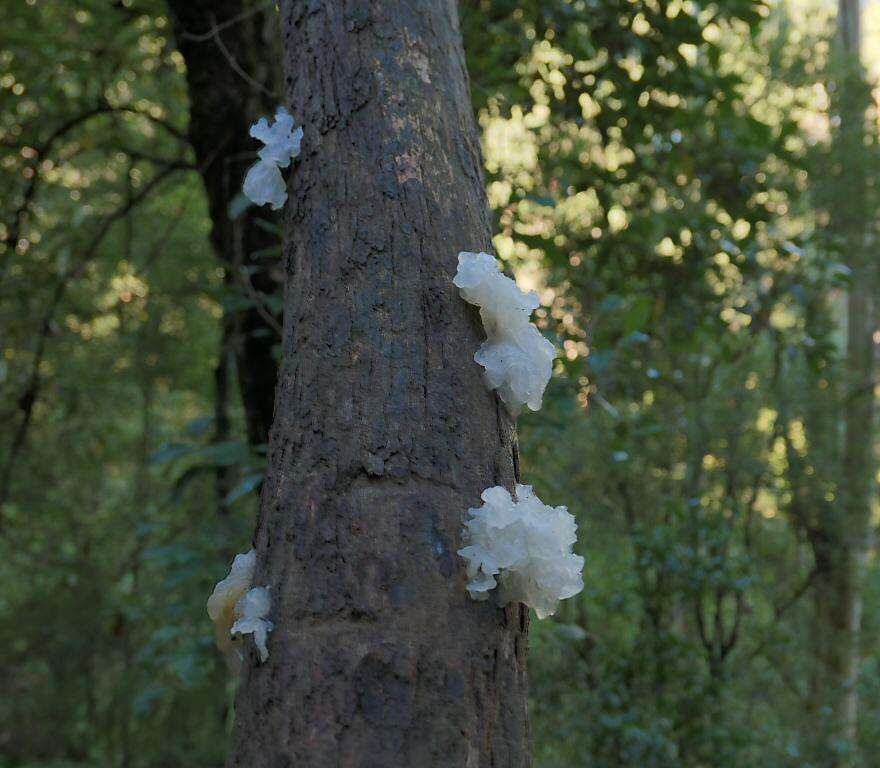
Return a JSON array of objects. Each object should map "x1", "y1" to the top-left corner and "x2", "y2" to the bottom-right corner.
[
  {"x1": 167, "y1": 0, "x2": 282, "y2": 446},
  {"x1": 214, "y1": 318, "x2": 235, "y2": 516},
  {"x1": 811, "y1": 0, "x2": 876, "y2": 761},
  {"x1": 227, "y1": 1, "x2": 531, "y2": 765}
]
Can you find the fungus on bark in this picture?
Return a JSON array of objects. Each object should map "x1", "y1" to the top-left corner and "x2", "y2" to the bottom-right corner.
[
  {"x1": 458, "y1": 484, "x2": 584, "y2": 619},
  {"x1": 230, "y1": 586, "x2": 273, "y2": 663},
  {"x1": 242, "y1": 107, "x2": 303, "y2": 210},
  {"x1": 206, "y1": 549, "x2": 273, "y2": 670},
  {"x1": 453, "y1": 251, "x2": 556, "y2": 415}
]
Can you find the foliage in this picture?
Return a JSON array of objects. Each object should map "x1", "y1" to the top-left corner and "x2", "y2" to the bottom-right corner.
[
  {"x1": 0, "y1": 2, "x2": 256, "y2": 765},
  {"x1": 464, "y1": 0, "x2": 879, "y2": 765}
]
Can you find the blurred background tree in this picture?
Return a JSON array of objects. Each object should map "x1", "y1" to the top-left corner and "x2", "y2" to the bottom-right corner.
[{"x1": 0, "y1": 1, "x2": 876, "y2": 766}]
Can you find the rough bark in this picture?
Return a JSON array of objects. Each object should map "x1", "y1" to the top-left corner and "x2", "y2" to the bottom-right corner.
[
  {"x1": 167, "y1": 0, "x2": 282, "y2": 446},
  {"x1": 227, "y1": 1, "x2": 531, "y2": 765}
]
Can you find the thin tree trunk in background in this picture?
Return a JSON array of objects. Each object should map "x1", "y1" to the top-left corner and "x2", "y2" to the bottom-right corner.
[
  {"x1": 166, "y1": 0, "x2": 282, "y2": 446},
  {"x1": 227, "y1": 1, "x2": 530, "y2": 765},
  {"x1": 812, "y1": 0, "x2": 877, "y2": 761},
  {"x1": 214, "y1": 318, "x2": 235, "y2": 516}
]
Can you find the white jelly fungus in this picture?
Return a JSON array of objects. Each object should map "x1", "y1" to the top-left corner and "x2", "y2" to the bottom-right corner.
[
  {"x1": 242, "y1": 106, "x2": 303, "y2": 210},
  {"x1": 231, "y1": 586, "x2": 273, "y2": 663},
  {"x1": 243, "y1": 160, "x2": 287, "y2": 210},
  {"x1": 250, "y1": 107, "x2": 303, "y2": 167},
  {"x1": 207, "y1": 549, "x2": 273, "y2": 669},
  {"x1": 458, "y1": 484, "x2": 584, "y2": 619},
  {"x1": 453, "y1": 251, "x2": 556, "y2": 415}
]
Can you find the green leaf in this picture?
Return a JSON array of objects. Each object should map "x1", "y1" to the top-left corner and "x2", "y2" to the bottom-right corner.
[
  {"x1": 623, "y1": 296, "x2": 653, "y2": 334},
  {"x1": 252, "y1": 217, "x2": 282, "y2": 236},
  {"x1": 150, "y1": 443, "x2": 193, "y2": 465},
  {"x1": 185, "y1": 415, "x2": 214, "y2": 439},
  {"x1": 553, "y1": 623, "x2": 588, "y2": 641},
  {"x1": 227, "y1": 192, "x2": 253, "y2": 221},
  {"x1": 187, "y1": 440, "x2": 253, "y2": 468},
  {"x1": 225, "y1": 472, "x2": 264, "y2": 505}
]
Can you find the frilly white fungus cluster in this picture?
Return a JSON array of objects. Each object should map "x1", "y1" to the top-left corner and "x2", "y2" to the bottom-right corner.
[
  {"x1": 231, "y1": 586, "x2": 273, "y2": 663},
  {"x1": 243, "y1": 107, "x2": 303, "y2": 210},
  {"x1": 206, "y1": 549, "x2": 273, "y2": 669},
  {"x1": 453, "y1": 251, "x2": 556, "y2": 415},
  {"x1": 458, "y1": 484, "x2": 584, "y2": 619}
]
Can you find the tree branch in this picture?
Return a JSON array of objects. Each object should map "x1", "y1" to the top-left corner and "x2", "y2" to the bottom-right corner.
[
  {"x1": 176, "y1": 1, "x2": 276, "y2": 43},
  {"x1": 1, "y1": 102, "x2": 189, "y2": 280},
  {"x1": 0, "y1": 166, "x2": 184, "y2": 520}
]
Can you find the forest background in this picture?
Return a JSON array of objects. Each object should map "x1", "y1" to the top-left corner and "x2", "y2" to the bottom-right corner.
[{"x1": 1, "y1": 1, "x2": 879, "y2": 766}]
